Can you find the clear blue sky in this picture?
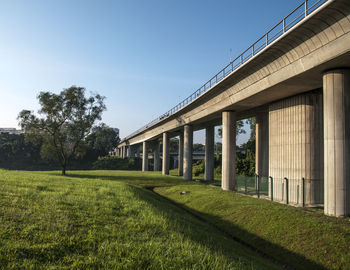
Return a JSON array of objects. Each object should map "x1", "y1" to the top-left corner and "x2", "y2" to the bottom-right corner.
[{"x1": 0, "y1": 0, "x2": 302, "y2": 144}]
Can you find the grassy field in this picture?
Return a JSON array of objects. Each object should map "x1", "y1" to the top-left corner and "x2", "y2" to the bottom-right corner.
[
  {"x1": 0, "y1": 170, "x2": 278, "y2": 269},
  {"x1": 156, "y1": 184, "x2": 350, "y2": 270},
  {"x1": 1, "y1": 169, "x2": 349, "y2": 269}
]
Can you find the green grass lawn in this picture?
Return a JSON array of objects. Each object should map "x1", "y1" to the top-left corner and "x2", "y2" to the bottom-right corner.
[
  {"x1": 0, "y1": 169, "x2": 278, "y2": 269},
  {"x1": 1, "y1": 169, "x2": 349, "y2": 269},
  {"x1": 155, "y1": 184, "x2": 350, "y2": 270}
]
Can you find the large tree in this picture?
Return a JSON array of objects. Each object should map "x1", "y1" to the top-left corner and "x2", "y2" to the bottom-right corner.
[{"x1": 18, "y1": 86, "x2": 106, "y2": 175}]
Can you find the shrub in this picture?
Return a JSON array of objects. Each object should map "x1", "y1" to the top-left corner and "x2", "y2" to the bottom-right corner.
[
  {"x1": 92, "y1": 156, "x2": 129, "y2": 170},
  {"x1": 193, "y1": 160, "x2": 205, "y2": 176}
]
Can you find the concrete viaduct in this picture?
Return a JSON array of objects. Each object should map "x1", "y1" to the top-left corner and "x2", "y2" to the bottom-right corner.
[{"x1": 117, "y1": 0, "x2": 350, "y2": 217}]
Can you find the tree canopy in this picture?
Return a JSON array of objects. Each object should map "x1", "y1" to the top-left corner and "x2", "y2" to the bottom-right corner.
[
  {"x1": 18, "y1": 86, "x2": 106, "y2": 175},
  {"x1": 85, "y1": 124, "x2": 120, "y2": 157}
]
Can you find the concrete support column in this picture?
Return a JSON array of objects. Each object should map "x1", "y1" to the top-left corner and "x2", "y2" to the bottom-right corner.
[
  {"x1": 162, "y1": 133, "x2": 170, "y2": 175},
  {"x1": 121, "y1": 146, "x2": 125, "y2": 158},
  {"x1": 269, "y1": 92, "x2": 323, "y2": 205},
  {"x1": 323, "y1": 69, "x2": 350, "y2": 217},
  {"x1": 142, "y1": 141, "x2": 149, "y2": 172},
  {"x1": 127, "y1": 146, "x2": 131, "y2": 158},
  {"x1": 153, "y1": 141, "x2": 160, "y2": 171},
  {"x1": 178, "y1": 133, "x2": 184, "y2": 176},
  {"x1": 222, "y1": 111, "x2": 236, "y2": 190},
  {"x1": 205, "y1": 126, "x2": 215, "y2": 181},
  {"x1": 183, "y1": 125, "x2": 193, "y2": 180},
  {"x1": 256, "y1": 112, "x2": 269, "y2": 177}
]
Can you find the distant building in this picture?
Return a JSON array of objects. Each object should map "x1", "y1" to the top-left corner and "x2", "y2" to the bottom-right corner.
[{"x1": 0, "y1": 128, "x2": 24, "y2": 135}]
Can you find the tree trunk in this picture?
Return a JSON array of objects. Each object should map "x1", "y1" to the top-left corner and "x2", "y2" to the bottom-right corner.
[{"x1": 62, "y1": 165, "x2": 66, "y2": 175}]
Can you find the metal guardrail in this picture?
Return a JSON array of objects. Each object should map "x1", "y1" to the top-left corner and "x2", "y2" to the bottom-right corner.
[{"x1": 122, "y1": 0, "x2": 328, "y2": 142}]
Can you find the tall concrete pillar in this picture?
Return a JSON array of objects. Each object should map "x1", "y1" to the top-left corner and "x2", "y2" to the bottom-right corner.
[
  {"x1": 153, "y1": 141, "x2": 160, "y2": 171},
  {"x1": 323, "y1": 69, "x2": 350, "y2": 217},
  {"x1": 142, "y1": 141, "x2": 149, "y2": 172},
  {"x1": 222, "y1": 111, "x2": 236, "y2": 190},
  {"x1": 183, "y1": 125, "x2": 193, "y2": 180},
  {"x1": 178, "y1": 133, "x2": 184, "y2": 176},
  {"x1": 121, "y1": 146, "x2": 125, "y2": 158},
  {"x1": 269, "y1": 92, "x2": 323, "y2": 205},
  {"x1": 256, "y1": 112, "x2": 269, "y2": 177},
  {"x1": 127, "y1": 146, "x2": 131, "y2": 158},
  {"x1": 205, "y1": 126, "x2": 215, "y2": 181},
  {"x1": 162, "y1": 133, "x2": 170, "y2": 175}
]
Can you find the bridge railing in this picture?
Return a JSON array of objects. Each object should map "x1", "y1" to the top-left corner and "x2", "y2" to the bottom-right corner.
[{"x1": 122, "y1": 0, "x2": 328, "y2": 142}]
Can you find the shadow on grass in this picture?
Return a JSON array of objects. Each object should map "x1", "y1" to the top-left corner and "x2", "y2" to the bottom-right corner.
[
  {"x1": 130, "y1": 186, "x2": 327, "y2": 270},
  {"x1": 122, "y1": 184, "x2": 279, "y2": 270}
]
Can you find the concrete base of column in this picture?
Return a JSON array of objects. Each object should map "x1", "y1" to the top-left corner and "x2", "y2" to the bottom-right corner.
[{"x1": 222, "y1": 111, "x2": 236, "y2": 190}]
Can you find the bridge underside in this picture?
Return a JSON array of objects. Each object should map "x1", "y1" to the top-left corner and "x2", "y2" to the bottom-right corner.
[{"x1": 117, "y1": 0, "x2": 350, "y2": 217}]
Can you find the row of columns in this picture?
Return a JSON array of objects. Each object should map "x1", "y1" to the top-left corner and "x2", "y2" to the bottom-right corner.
[
  {"x1": 119, "y1": 115, "x2": 236, "y2": 190},
  {"x1": 118, "y1": 69, "x2": 350, "y2": 217},
  {"x1": 137, "y1": 117, "x2": 235, "y2": 190},
  {"x1": 134, "y1": 124, "x2": 218, "y2": 182}
]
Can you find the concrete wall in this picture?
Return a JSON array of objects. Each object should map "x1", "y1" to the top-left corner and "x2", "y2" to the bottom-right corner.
[{"x1": 269, "y1": 92, "x2": 324, "y2": 206}]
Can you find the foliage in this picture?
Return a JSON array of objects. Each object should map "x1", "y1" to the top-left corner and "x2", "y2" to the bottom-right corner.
[
  {"x1": 0, "y1": 133, "x2": 58, "y2": 170},
  {"x1": 236, "y1": 139, "x2": 256, "y2": 176},
  {"x1": 92, "y1": 156, "x2": 141, "y2": 170},
  {"x1": 217, "y1": 120, "x2": 246, "y2": 138},
  {"x1": 169, "y1": 138, "x2": 179, "y2": 152},
  {"x1": 236, "y1": 148, "x2": 255, "y2": 176},
  {"x1": 193, "y1": 143, "x2": 205, "y2": 152},
  {"x1": 85, "y1": 124, "x2": 120, "y2": 157},
  {"x1": 192, "y1": 160, "x2": 205, "y2": 176},
  {"x1": 214, "y1": 165, "x2": 222, "y2": 177},
  {"x1": 18, "y1": 86, "x2": 106, "y2": 175},
  {"x1": 215, "y1": 142, "x2": 222, "y2": 154},
  {"x1": 0, "y1": 125, "x2": 121, "y2": 171},
  {"x1": 245, "y1": 117, "x2": 256, "y2": 141}
]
